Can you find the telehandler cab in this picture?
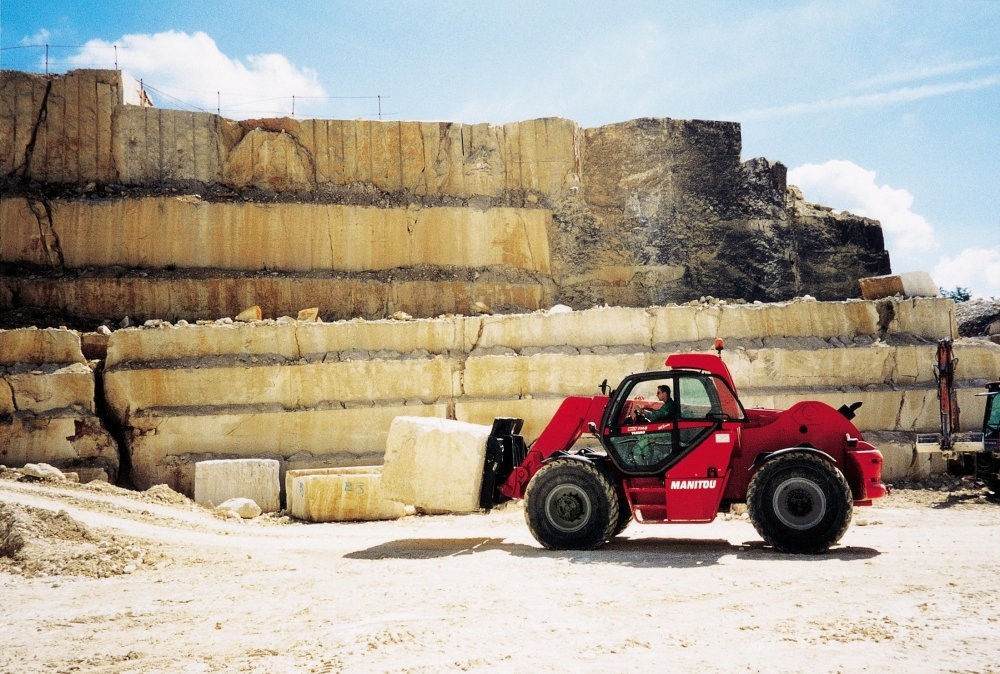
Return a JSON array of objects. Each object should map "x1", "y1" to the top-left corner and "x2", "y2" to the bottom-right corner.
[{"x1": 479, "y1": 347, "x2": 886, "y2": 554}]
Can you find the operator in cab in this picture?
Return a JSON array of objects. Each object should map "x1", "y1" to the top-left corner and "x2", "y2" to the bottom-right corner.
[{"x1": 627, "y1": 384, "x2": 674, "y2": 424}]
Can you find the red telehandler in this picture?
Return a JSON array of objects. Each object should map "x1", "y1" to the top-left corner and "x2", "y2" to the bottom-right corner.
[{"x1": 479, "y1": 345, "x2": 886, "y2": 554}]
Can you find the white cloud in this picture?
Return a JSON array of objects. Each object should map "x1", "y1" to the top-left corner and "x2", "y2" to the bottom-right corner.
[
  {"x1": 933, "y1": 248, "x2": 1000, "y2": 299},
  {"x1": 20, "y1": 28, "x2": 51, "y2": 46},
  {"x1": 736, "y1": 75, "x2": 1000, "y2": 120},
  {"x1": 64, "y1": 31, "x2": 326, "y2": 118},
  {"x1": 850, "y1": 56, "x2": 999, "y2": 90},
  {"x1": 788, "y1": 160, "x2": 936, "y2": 258}
]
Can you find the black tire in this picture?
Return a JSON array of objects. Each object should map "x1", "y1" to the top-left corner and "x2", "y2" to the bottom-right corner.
[
  {"x1": 524, "y1": 459, "x2": 619, "y2": 550},
  {"x1": 747, "y1": 452, "x2": 853, "y2": 554},
  {"x1": 612, "y1": 484, "x2": 632, "y2": 536}
]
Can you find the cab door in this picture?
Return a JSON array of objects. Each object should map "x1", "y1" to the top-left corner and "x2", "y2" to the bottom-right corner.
[{"x1": 664, "y1": 374, "x2": 742, "y2": 522}]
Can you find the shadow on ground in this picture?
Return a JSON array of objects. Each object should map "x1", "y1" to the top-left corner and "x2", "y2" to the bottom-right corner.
[{"x1": 344, "y1": 536, "x2": 880, "y2": 568}]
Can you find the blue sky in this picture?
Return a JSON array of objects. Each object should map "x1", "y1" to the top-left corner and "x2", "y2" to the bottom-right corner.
[{"x1": 3, "y1": 1, "x2": 998, "y2": 297}]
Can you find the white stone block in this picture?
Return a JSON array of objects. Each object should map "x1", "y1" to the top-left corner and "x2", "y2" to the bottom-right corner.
[
  {"x1": 381, "y1": 416, "x2": 492, "y2": 513},
  {"x1": 194, "y1": 459, "x2": 280, "y2": 513}
]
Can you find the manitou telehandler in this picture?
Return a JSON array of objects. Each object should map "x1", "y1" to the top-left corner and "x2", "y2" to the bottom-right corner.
[{"x1": 479, "y1": 344, "x2": 886, "y2": 554}]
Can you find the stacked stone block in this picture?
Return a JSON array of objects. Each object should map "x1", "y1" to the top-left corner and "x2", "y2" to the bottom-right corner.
[{"x1": 0, "y1": 328, "x2": 118, "y2": 481}]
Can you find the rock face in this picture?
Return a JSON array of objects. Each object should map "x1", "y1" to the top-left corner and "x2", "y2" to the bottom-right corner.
[
  {"x1": 0, "y1": 328, "x2": 119, "y2": 481},
  {"x1": 1, "y1": 69, "x2": 891, "y2": 328}
]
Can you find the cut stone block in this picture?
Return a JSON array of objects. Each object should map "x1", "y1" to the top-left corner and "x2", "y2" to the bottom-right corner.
[
  {"x1": 381, "y1": 416, "x2": 492, "y2": 513},
  {"x1": 287, "y1": 469, "x2": 406, "y2": 522},
  {"x1": 194, "y1": 459, "x2": 280, "y2": 513},
  {"x1": 284, "y1": 466, "x2": 385, "y2": 506},
  {"x1": 860, "y1": 271, "x2": 940, "y2": 300},
  {"x1": 0, "y1": 328, "x2": 85, "y2": 366}
]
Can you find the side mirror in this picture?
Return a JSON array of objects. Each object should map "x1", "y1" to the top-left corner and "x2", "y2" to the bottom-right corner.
[
  {"x1": 587, "y1": 422, "x2": 598, "y2": 435},
  {"x1": 706, "y1": 412, "x2": 730, "y2": 421}
]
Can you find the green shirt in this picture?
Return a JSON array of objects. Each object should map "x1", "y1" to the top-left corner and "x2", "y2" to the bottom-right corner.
[{"x1": 644, "y1": 400, "x2": 674, "y2": 422}]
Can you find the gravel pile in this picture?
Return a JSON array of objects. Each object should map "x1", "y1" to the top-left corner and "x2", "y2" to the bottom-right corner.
[
  {"x1": 0, "y1": 501, "x2": 165, "y2": 578},
  {"x1": 955, "y1": 298, "x2": 1000, "y2": 337}
]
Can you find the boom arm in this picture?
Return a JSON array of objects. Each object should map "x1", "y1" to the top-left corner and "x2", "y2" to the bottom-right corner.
[{"x1": 498, "y1": 396, "x2": 609, "y2": 500}]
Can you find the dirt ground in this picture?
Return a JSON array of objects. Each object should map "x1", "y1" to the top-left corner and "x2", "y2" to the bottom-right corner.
[{"x1": 1, "y1": 477, "x2": 998, "y2": 674}]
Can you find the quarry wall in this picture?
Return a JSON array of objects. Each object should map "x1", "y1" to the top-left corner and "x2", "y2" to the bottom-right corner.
[
  {"x1": 93, "y1": 297, "x2": 999, "y2": 495},
  {"x1": 2, "y1": 69, "x2": 891, "y2": 328}
]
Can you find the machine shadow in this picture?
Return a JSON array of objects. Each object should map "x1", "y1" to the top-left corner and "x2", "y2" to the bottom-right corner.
[{"x1": 344, "y1": 536, "x2": 880, "y2": 568}]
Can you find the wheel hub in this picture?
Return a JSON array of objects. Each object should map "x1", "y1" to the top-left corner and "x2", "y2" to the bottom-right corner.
[
  {"x1": 773, "y1": 477, "x2": 827, "y2": 530},
  {"x1": 545, "y1": 484, "x2": 592, "y2": 533}
]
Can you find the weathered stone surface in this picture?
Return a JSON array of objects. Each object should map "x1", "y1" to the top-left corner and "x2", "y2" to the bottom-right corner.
[
  {"x1": 1, "y1": 69, "x2": 121, "y2": 184},
  {"x1": 381, "y1": 416, "x2": 491, "y2": 513},
  {"x1": 0, "y1": 413, "x2": 119, "y2": 481},
  {"x1": 222, "y1": 128, "x2": 315, "y2": 192},
  {"x1": 0, "y1": 328, "x2": 118, "y2": 480},
  {"x1": 2, "y1": 273, "x2": 551, "y2": 325},
  {"x1": 104, "y1": 357, "x2": 460, "y2": 419},
  {"x1": 0, "y1": 328, "x2": 85, "y2": 366},
  {"x1": 0, "y1": 197, "x2": 552, "y2": 274},
  {"x1": 2, "y1": 69, "x2": 890, "y2": 311},
  {"x1": 194, "y1": 459, "x2": 280, "y2": 512},
  {"x1": 287, "y1": 470, "x2": 406, "y2": 522},
  {"x1": 6, "y1": 363, "x2": 95, "y2": 414}
]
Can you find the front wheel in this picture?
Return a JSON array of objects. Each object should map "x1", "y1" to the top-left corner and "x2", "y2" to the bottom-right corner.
[
  {"x1": 524, "y1": 460, "x2": 619, "y2": 550},
  {"x1": 747, "y1": 452, "x2": 852, "y2": 554}
]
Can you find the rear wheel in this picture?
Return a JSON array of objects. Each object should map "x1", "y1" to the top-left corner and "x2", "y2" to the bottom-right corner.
[
  {"x1": 747, "y1": 452, "x2": 852, "y2": 554},
  {"x1": 524, "y1": 460, "x2": 618, "y2": 550}
]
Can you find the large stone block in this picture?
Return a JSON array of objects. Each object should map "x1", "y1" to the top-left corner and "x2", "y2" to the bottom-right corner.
[
  {"x1": 194, "y1": 459, "x2": 280, "y2": 512},
  {"x1": 381, "y1": 416, "x2": 491, "y2": 513},
  {"x1": 104, "y1": 356, "x2": 459, "y2": 420},
  {"x1": 5, "y1": 363, "x2": 95, "y2": 414},
  {"x1": 106, "y1": 319, "x2": 476, "y2": 367},
  {"x1": 287, "y1": 469, "x2": 406, "y2": 522},
  {"x1": 284, "y1": 466, "x2": 381, "y2": 505},
  {"x1": 860, "y1": 271, "x2": 939, "y2": 300},
  {"x1": 476, "y1": 307, "x2": 653, "y2": 351},
  {"x1": 463, "y1": 352, "x2": 649, "y2": 398},
  {"x1": 0, "y1": 328, "x2": 85, "y2": 366},
  {"x1": 883, "y1": 298, "x2": 956, "y2": 339}
]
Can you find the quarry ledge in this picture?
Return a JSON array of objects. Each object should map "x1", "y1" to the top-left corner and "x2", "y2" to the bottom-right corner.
[
  {"x1": 101, "y1": 332, "x2": 943, "y2": 374},
  {"x1": 0, "y1": 179, "x2": 555, "y2": 211}
]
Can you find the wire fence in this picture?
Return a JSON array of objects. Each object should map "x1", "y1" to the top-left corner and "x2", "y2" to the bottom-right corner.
[{"x1": 0, "y1": 43, "x2": 394, "y2": 120}]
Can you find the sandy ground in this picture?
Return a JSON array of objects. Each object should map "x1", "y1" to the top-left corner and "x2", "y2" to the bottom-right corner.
[{"x1": 1, "y1": 477, "x2": 999, "y2": 674}]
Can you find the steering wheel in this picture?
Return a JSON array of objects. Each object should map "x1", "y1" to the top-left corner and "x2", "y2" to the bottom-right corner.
[{"x1": 629, "y1": 409, "x2": 650, "y2": 424}]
